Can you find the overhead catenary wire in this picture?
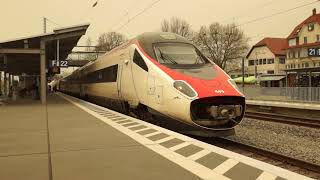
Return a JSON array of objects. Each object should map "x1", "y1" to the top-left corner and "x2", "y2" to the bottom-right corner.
[
  {"x1": 220, "y1": 0, "x2": 278, "y2": 24},
  {"x1": 236, "y1": 0, "x2": 320, "y2": 27},
  {"x1": 113, "y1": 0, "x2": 162, "y2": 32},
  {"x1": 110, "y1": 0, "x2": 141, "y2": 30}
]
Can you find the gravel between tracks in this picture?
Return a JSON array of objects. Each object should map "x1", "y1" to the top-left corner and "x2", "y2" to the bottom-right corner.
[{"x1": 228, "y1": 118, "x2": 320, "y2": 166}]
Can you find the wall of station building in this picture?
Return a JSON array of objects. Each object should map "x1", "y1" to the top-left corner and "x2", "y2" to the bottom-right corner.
[
  {"x1": 286, "y1": 22, "x2": 320, "y2": 69},
  {"x1": 247, "y1": 46, "x2": 286, "y2": 76},
  {"x1": 286, "y1": 48, "x2": 320, "y2": 69}
]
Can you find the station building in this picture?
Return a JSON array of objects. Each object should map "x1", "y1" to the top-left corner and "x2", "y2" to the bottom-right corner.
[
  {"x1": 285, "y1": 8, "x2": 320, "y2": 87},
  {"x1": 247, "y1": 8, "x2": 320, "y2": 88},
  {"x1": 246, "y1": 38, "x2": 287, "y2": 87}
]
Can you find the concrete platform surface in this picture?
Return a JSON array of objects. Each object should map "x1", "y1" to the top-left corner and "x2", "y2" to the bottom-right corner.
[{"x1": 0, "y1": 94, "x2": 313, "y2": 180}]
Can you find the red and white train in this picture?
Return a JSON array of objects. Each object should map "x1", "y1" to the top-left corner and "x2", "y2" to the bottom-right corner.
[{"x1": 57, "y1": 32, "x2": 245, "y2": 136}]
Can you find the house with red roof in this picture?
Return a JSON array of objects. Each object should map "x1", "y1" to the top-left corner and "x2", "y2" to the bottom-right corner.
[
  {"x1": 284, "y1": 8, "x2": 320, "y2": 87},
  {"x1": 246, "y1": 8, "x2": 320, "y2": 87},
  {"x1": 246, "y1": 38, "x2": 287, "y2": 87},
  {"x1": 286, "y1": 8, "x2": 320, "y2": 70}
]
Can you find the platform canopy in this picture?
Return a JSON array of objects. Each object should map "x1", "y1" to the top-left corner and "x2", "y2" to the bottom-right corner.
[
  {"x1": 284, "y1": 67, "x2": 320, "y2": 73},
  {"x1": 0, "y1": 23, "x2": 90, "y2": 104},
  {"x1": 0, "y1": 23, "x2": 90, "y2": 75},
  {"x1": 258, "y1": 75, "x2": 285, "y2": 82}
]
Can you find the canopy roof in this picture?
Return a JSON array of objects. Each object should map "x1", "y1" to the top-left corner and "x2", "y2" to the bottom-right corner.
[{"x1": 0, "y1": 23, "x2": 90, "y2": 75}]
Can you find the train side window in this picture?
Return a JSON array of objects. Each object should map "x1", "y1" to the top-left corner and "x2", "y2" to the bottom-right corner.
[
  {"x1": 103, "y1": 64, "x2": 118, "y2": 82},
  {"x1": 133, "y1": 50, "x2": 148, "y2": 72}
]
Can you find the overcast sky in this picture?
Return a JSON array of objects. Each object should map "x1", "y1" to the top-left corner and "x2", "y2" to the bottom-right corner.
[{"x1": 1, "y1": 0, "x2": 320, "y2": 46}]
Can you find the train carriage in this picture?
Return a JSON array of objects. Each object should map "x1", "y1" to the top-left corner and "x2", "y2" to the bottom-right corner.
[{"x1": 58, "y1": 32, "x2": 245, "y2": 137}]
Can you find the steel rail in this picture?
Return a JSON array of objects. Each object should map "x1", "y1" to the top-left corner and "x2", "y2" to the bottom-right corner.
[{"x1": 245, "y1": 111, "x2": 320, "y2": 128}]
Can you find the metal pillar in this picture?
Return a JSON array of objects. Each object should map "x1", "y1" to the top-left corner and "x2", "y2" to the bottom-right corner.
[
  {"x1": 40, "y1": 40, "x2": 46, "y2": 104},
  {"x1": 8, "y1": 74, "x2": 11, "y2": 96},
  {"x1": 8, "y1": 74, "x2": 10, "y2": 94},
  {"x1": 4, "y1": 72, "x2": 7, "y2": 96},
  {"x1": 285, "y1": 72, "x2": 288, "y2": 87},
  {"x1": 309, "y1": 71, "x2": 312, "y2": 87},
  {"x1": 242, "y1": 57, "x2": 245, "y2": 88},
  {"x1": 43, "y1": 18, "x2": 47, "y2": 33},
  {"x1": 309, "y1": 71, "x2": 312, "y2": 101},
  {"x1": 0, "y1": 71, "x2": 2, "y2": 96}
]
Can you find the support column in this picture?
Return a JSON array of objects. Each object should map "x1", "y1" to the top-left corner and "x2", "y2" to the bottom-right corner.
[
  {"x1": 4, "y1": 72, "x2": 7, "y2": 96},
  {"x1": 40, "y1": 40, "x2": 46, "y2": 104},
  {"x1": 309, "y1": 71, "x2": 312, "y2": 101},
  {"x1": 0, "y1": 71, "x2": 2, "y2": 96},
  {"x1": 285, "y1": 72, "x2": 288, "y2": 87},
  {"x1": 8, "y1": 74, "x2": 11, "y2": 88},
  {"x1": 8, "y1": 74, "x2": 11, "y2": 97},
  {"x1": 309, "y1": 71, "x2": 312, "y2": 87},
  {"x1": 242, "y1": 57, "x2": 245, "y2": 88}
]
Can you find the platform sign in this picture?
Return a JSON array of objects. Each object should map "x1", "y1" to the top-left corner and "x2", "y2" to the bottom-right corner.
[
  {"x1": 308, "y1": 48, "x2": 320, "y2": 57},
  {"x1": 51, "y1": 60, "x2": 69, "y2": 67}
]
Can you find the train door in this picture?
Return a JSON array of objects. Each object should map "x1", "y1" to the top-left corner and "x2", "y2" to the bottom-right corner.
[
  {"x1": 131, "y1": 48, "x2": 149, "y2": 105},
  {"x1": 147, "y1": 70, "x2": 163, "y2": 105},
  {"x1": 119, "y1": 48, "x2": 139, "y2": 106}
]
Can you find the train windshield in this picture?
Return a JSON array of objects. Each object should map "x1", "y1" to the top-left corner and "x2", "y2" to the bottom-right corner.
[{"x1": 153, "y1": 43, "x2": 211, "y2": 66}]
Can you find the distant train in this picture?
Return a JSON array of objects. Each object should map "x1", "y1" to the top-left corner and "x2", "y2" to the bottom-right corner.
[{"x1": 57, "y1": 32, "x2": 245, "y2": 136}]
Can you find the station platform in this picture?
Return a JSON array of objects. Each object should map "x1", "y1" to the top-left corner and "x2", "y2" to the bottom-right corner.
[{"x1": 0, "y1": 93, "x2": 312, "y2": 180}]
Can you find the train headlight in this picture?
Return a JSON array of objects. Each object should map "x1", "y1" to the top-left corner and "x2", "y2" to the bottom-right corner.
[{"x1": 173, "y1": 81, "x2": 197, "y2": 98}]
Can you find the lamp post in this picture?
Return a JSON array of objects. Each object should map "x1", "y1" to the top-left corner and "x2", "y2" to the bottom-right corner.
[{"x1": 242, "y1": 57, "x2": 245, "y2": 88}]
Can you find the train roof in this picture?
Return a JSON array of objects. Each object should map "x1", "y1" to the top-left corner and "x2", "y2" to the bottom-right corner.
[{"x1": 60, "y1": 32, "x2": 192, "y2": 80}]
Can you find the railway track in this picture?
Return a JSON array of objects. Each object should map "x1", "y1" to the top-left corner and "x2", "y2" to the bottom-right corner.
[
  {"x1": 245, "y1": 111, "x2": 320, "y2": 128},
  {"x1": 195, "y1": 137, "x2": 320, "y2": 179}
]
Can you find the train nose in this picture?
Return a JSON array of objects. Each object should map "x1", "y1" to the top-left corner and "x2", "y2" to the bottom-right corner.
[{"x1": 190, "y1": 96, "x2": 245, "y2": 129}]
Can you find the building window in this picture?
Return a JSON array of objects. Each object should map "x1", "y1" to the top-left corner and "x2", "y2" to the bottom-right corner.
[
  {"x1": 305, "y1": 62, "x2": 309, "y2": 67},
  {"x1": 279, "y1": 58, "x2": 285, "y2": 64},
  {"x1": 308, "y1": 24, "x2": 315, "y2": 31},
  {"x1": 248, "y1": 60, "x2": 255, "y2": 66},
  {"x1": 255, "y1": 60, "x2": 258, "y2": 65},
  {"x1": 267, "y1": 70, "x2": 274, "y2": 74},
  {"x1": 304, "y1": 37, "x2": 308, "y2": 44},
  {"x1": 259, "y1": 59, "x2": 262, "y2": 65},
  {"x1": 302, "y1": 63, "x2": 305, "y2": 68},
  {"x1": 267, "y1": 58, "x2": 274, "y2": 64},
  {"x1": 297, "y1": 50, "x2": 300, "y2": 58},
  {"x1": 289, "y1": 51, "x2": 296, "y2": 59},
  {"x1": 263, "y1": 59, "x2": 266, "y2": 64},
  {"x1": 317, "y1": 35, "x2": 320, "y2": 42},
  {"x1": 288, "y1": 38, "x2": 297, "y2": 47}
]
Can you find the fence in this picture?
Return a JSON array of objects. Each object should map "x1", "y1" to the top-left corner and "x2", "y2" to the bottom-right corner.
[{"x1": 241, "y1": 87, "x2": 320, "y2": 103}]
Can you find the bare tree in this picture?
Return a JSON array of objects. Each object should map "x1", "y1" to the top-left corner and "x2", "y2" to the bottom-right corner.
[
  {"x1": 194, "y1": 23, "x2": 249, "y2": 71},
  {"x1": 96, "y1": 32, "x2": 127, "y2": 52},
  {"x1": 161, "y1": 17, "x2": 193, "y2": 40}
]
